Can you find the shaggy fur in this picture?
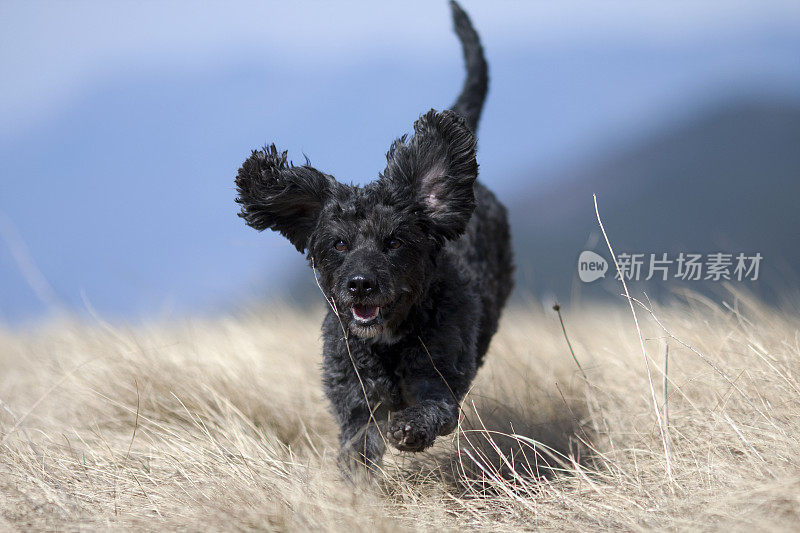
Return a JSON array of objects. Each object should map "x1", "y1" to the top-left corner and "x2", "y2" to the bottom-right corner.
[{"x1": 235, "y1": 1, "x2": 513, "y2": 473}]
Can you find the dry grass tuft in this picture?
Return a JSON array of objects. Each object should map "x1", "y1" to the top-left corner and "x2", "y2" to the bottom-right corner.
[{"x1": 1, "y1": 291, "x2": 799, "y2": 530}]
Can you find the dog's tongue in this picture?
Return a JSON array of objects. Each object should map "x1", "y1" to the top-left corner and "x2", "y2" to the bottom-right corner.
[{"x1": 352, "y1": 305, "x2": 379, "y2": 320}]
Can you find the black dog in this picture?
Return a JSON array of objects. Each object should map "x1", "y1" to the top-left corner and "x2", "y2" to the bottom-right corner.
[{"x1": 235, "y1": 1, "x2": 512, "y2": 473}]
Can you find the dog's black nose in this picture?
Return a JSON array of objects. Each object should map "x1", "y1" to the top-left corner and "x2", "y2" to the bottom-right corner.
[{"x1": 347, "y1": 274, "x2": 377, "y2": 297}]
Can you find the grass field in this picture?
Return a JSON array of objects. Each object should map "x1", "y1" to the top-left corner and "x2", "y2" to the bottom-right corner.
[{"x1": 1, "y1": 290, "x2": 799, "y2": 530}]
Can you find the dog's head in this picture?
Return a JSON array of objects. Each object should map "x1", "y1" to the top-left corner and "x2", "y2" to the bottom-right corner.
[{"x1": 235, "y1": 110, "x2": 477, "y2": 340}]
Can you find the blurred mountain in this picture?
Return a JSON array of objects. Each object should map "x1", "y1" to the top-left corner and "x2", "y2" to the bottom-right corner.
[{"x1": 509, "y1": 98, "x2": 800, "y2": 305}]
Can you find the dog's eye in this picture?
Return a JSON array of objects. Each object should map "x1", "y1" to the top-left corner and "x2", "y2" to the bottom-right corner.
[
  {"x1": 388, "y1": 238, "x2": 402, "y2": 250},
  {"x1": 334, "y1": 240, "x2": 348, "y2": 252}
]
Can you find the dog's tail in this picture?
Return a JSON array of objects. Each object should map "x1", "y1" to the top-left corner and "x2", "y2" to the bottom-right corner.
[{"x1": 449, "y1": 0, "x2": 488, "y2": 133}]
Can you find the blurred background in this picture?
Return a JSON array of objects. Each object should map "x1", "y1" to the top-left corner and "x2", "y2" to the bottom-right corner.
[{"x1": 1, "y1": 0, "x2": 799, "y2": 325}]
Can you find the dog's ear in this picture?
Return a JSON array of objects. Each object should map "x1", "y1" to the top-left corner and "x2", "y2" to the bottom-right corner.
[
  {"x1": 235, "y1": 145, "x2": 332, "y2": 253},
  {"x1": 383, "y1": 109, "x2": 478, "y2": 240}
]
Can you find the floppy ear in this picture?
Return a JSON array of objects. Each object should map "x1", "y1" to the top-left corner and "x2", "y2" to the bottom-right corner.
[
  {"x1": 235, "y1": 145, "x2": 331, "y2": 253},
  {"x1": 383, "y1": 109, "x2": 478, "y2": 240}
]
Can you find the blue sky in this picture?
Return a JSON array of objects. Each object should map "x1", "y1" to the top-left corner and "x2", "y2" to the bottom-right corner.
[{"x1": 1, "y1": 1, "x2": 799, "y2": 324}]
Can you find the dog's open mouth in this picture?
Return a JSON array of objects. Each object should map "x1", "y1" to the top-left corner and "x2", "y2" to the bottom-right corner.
[
  {"x1": 351, "y1": 304, "x2": 380, "y2": 323},
  {"x1": 348, "y1": 303, "x2": 393, "y2": 340}
]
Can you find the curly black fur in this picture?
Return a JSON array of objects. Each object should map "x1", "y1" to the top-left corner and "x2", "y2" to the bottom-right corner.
[{"x1": 234, "y1": 1, "x2": 513, "y2": 474}]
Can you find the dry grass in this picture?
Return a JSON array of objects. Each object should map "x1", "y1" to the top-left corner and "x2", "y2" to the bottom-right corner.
[{"x1": 1, "y1": 291, "x2": 799, "y2": 531}]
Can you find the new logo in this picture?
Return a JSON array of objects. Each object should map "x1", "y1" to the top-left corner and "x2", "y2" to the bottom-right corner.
[{"x1": 578, "y1": 251, "x2": 608, "y2": 282}]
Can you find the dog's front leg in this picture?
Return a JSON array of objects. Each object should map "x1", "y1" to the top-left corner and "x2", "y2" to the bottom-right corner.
[
  {"x1": 336, "y1": 407, "x2": 386, "y2": 475},
  {"x1": 388, "y1": 351, "x2": 469, "y2": 452},
  {"x1": 386, "y1": 395, "x2": 459, "y2": 452},
  {"x1": 322, "y1": 315, "x2": 388, "y2": 476},
  {"x1": 387, "y1": 330, "x2": 476, "y2": 452},
  {"x1": 325, "y1": 371, "x2": 387, "y2": 475}
]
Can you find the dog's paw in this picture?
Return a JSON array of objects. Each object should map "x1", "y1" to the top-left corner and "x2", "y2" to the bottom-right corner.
[
  {"x1": 337, "y1": 451, "x2": 379, "y2": 487},
  {"x1": 386, "y1": 409, "x2": 436, "y2": 452}
]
